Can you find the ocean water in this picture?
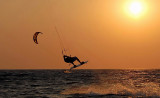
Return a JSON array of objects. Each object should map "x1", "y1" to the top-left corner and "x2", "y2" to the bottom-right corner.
[{"x1": 0, "y1": 69, "x2": 159, "y2": 98}]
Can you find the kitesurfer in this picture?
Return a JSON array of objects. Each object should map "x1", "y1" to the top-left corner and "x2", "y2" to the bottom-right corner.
[
  {"x1": 54, "y1": 27, "x2": 87, "y2": 71},
  {"x1": 62, "y1": 51, "x2": 85, "y2": 69}
]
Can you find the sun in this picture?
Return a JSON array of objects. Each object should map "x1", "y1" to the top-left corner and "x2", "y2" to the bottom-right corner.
[
  {"x1": 129, "y1": 1, "x2": 142, "y2": 15},
  {"x1": 124, "y1": 0, "x2": 147, "y2": 18}
]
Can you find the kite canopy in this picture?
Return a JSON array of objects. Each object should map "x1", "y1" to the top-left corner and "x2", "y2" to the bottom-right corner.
[{"x1": 33, "y1": 32, "x2": 43, "y2": 44}]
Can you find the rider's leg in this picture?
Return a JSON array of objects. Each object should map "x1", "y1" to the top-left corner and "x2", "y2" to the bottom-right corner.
[
  {"x1": 72, "y1": 57, "x2": 81, "y2": 63},
  {"x1": 74, "y1": 57, "x2": 84, "y2": 64},
  {"x1": 71, "y1": 62, "x2": 77, "y2": 68},
  {"x1": 69, "y1": 63, "x2": 76, "y2": 71},
  {"x1": 71, "y1": 62, "x2": 75, "y2": 66}
]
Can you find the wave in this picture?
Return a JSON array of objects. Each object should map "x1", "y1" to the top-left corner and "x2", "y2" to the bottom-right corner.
[{"x1": 61, "y1": 82, "x2": 160, "y2": 97}]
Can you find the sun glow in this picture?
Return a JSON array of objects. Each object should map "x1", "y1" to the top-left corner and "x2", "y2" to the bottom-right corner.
[
  {"x1": 124, "y1": 0, "x2": 147, "y2": 18},
  {"x1": 129, "y1": 1, "x2": 142, "y2": 15}
]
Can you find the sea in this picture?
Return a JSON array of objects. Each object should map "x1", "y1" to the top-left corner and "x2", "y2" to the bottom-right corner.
[{"x1": 0, "y1": 69, "x2": 159, "y2": 98}]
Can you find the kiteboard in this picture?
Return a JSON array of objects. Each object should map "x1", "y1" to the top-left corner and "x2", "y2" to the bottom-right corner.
[
  {"x1": 64, "y1": 61, "x2": 88, "y2": 73},
  {"x1": 74, "y1": 61, "x2": 88, "y2": 68}
]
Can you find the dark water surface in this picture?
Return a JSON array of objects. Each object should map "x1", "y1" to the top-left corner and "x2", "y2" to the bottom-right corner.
[{"x1": 0, "y1": 69, "x2": 159, "y2": 98}]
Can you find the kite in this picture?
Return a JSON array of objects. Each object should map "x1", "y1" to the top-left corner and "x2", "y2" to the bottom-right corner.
[{"x1": 33, "y1": 32, "x2": 43, "y2": 44}]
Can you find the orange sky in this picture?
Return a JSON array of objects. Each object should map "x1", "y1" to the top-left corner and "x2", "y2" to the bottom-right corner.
[{"x1": 0, "y1": 0, "x2": 160, "y2": 69}]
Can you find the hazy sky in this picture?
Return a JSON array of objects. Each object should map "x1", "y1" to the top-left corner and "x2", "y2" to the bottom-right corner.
[{"x1": 0, "y1": 0, "x2": 160, "y2": 69}]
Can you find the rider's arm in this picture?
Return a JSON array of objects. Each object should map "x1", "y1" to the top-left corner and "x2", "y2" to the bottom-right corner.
[{"x1": 63, "y1": 55, "x2": 67, "y2": 58}]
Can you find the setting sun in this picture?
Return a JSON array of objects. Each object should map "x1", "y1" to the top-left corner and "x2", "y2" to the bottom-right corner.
[
  {"x1": 124, "y1": 0, "x2": 148, "y2": 18},
  {"x1": 129, "y1": 1, "x2": 142, "y2": 15}
]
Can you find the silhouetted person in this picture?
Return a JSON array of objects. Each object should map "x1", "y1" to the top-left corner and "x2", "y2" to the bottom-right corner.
[{"x1": 62, "y1": 51, "x2": 84, "y2": 70}]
